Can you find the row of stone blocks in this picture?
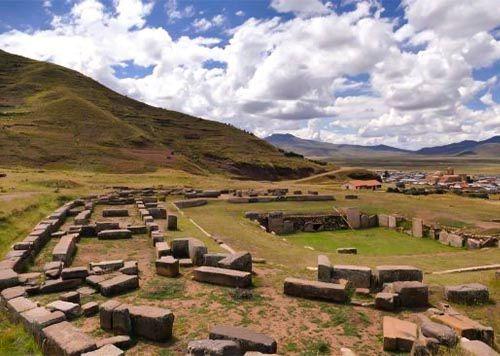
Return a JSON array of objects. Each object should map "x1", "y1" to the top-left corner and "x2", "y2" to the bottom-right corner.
[
  {"x1": 2, "y1": 199, "x2": 81, "y2": 272},
  {"x1": 1, "y1": 292, "x2": 130, "y2": 356},
  {"x1": 318, "y1": 255, "x2": 423, "y2": 290},
  {"x1": 137, "y1": 199, "x2": 178, "y2": 230}
]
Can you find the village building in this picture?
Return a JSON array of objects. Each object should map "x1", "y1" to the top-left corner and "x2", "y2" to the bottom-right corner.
[{"x1": 343, "y1": 180, "x2": 382, "y2": 190}]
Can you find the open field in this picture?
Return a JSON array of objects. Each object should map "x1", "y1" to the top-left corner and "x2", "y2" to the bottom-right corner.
[
  {"x1": 326, "y1": 157, "x2": 500, "y2": 175},
  {"x1": 0, "y1": 166, "x2": 499, "y2": 355}
]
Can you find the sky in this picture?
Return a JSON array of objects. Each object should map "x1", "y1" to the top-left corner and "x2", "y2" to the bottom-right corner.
[{"x1": 0, "y1": 0, "x2": 499, "y2": 149}]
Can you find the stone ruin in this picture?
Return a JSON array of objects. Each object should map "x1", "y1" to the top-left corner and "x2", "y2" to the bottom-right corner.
[
  {"x1": 246, "y1": 207, "x2": 498, "y2": 250},
  {"x1": 281, "y1": 254, "x2": 495, "y2": 354},
  {"x1": 0, "y1": 187, "x2": 189, "y2": 355},
  {"x1": 246, "y1": 207, "x2": 377, "y2": 234},
  {"x1": 1, "y1": 185, "x2": 498, "y2": 355}
]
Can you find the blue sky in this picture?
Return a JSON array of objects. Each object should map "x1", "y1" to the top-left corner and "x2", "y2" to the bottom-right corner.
[{"x1": 0, "y1": 0, "x2": 499, "y2": 149}]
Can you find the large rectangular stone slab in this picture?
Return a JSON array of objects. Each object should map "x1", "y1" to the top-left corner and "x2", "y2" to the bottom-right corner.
[
  {"x1": 61, "y1": 266, "x2": 89, "y2": 280},
  {"x1": 332, "y1": 265, "x2": 371, "y2": 289},
  {"x1": 193, "y1": 266, "x2": 252, "y2": 288},
  {"x1": 0, "y1": 269, "x2": 19, "y2": 291},
  {"x1": 102, "y1": 209, "x2": 129, "y2": 217},
  {"x1": 283, "y1": 277, "x2": 351, "y2": 303},
  {"x1": 209, "y1": 325, "x2": 277, "y2": 354},
  {"x1": 52, "y1": 234, "x2": 78, "y2": 265},
  {"x1": 39, "y1": 278, "x2": 82, "y2": 294},
  {"x1": 95, "y1": 222, "x2": 120, "y2": 233},
  {"x1": 129, "y1": 305, "x2": 174, "y2": 342},
  {"x1": 412, "y1": 218, "x2": 424, "y2": 238},
  {"x1": 98, "y1": 274, "x2": 139, "y2": 297},
  {"x1": 156, "y1": 256, "x2": 179, "y2": 277},
  {"x1": 390, "y1": 281, "x2": 429, "y2": 308},
  {"x1": 218, "y1": 252, "x2": 252, "y2": 272},
  {"x1": 7, "y1": 296, "x2": 39, "y2": 322},
  {"x1": 383, "y1": 316, "x2": 417, "y2": 352},
  {"x1": 374, "y1": 265, "x2": 422, "y2": 287},
  {"x1": 97, "y1": 229, "x2": 132, "y2": 240},
  {"x1": 99, "y1": 300, "x2": 122, "y2": 331},
  {"x1": 42, "y1": 321, "x2": 97, "y2": 356}
]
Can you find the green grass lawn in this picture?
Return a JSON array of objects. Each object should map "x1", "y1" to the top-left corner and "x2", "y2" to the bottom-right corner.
[{"x1": 285, "y1": 227, "x2": 456, "y2": 255}]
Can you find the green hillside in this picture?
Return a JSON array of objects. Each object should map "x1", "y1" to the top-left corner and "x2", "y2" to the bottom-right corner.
[{"x1": 0, "y1": 50, "x2": 325, "y2": 180}]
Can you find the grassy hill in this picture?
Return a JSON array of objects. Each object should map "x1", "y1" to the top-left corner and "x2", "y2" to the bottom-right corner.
[{"x1": 0, "y1": 50, "x2": 325, "y2": 180}]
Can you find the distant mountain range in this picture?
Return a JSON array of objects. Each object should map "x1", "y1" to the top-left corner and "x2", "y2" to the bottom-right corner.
[{"x1": 265, "y1": 133, "x2": 500, "y2": 159}]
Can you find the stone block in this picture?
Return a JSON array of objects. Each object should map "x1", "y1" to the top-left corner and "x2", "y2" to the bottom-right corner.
[
  {"x1": 388, "y1": 215, "x2": 397, "y2": 228},
  {"x1": 151, "y1": 231, "x2": 165, "y2": 245},
  {"x1": 0, "y1": 269, "x2": 19, "y2": 291},
  {"x1": 90, "y1": 260, "x2": 124, "y2": 273},
  {"x1": 126, "y1": 225, "x2": 148, "y2": 234},
  {"x1": 98, "y1": 274, "x2": 139, "y2": 297},
  {"x1": 148, "y1": 207, "x2": 167, "y2": 219},
  {"x1": 187, "y1": 339, "x2": 241, "y2": 356},
  {"x1": 209, "y1": 325, "x2": 277, "y2": 354},
  {"x1": 156, "y1": 256, "x2": 179, "y2": 277},
  {"x1": 43, "y1": 321, "x2": 97, "y2": 356},
  {"x1": 47, "y1": 300, "x2": 81, "y2": 319},
  {"x1": 179, "y1": 258, "x2": 193, "y2": 267},
  {"x1": 383, "y1": 316, "x2": 417, "y2": 352},
  {"x1": 373, "y1": 265, "x2": 422, "y2": 287},
  {"x1": 0, "y1": 286, "x2": 27, "y2": 307},
  {"x1": 52, "y1": 234, "x2": 78, "y2": 265},
  {"x1": 129, "y1": 305, "x2": 175, "y2": 342},
  {"x1": 99, "y1": 300, "x2": 122, "y2": 331},
  {"x1": 188, "y1": 238, "x2": 208, "y2": 266},
  {"x1": 412, "y1": 218, "x2": 424, "y2": 238},
  {"x1": 155, "y1": 241, "x2": 171, "y2": 259},
  {"x1": 82, "y1": 302, "x2": 99, "y2": 317},
  {"x1": 378, "y1": 214, "x2": 389, "y2": 227},
  {"x1": 7, "y1": 296, "x2": 39, "y2": 322},
  {"x1": 375, "y1": 292, "x2": 400, "y2": 311},
  {"x1": 417, "y1": 315, "x2": 457, "y2": 347},
  {"x1": 60, "y1": 291, "x2": 80, "y2": 304},
  {"x1": 459, "y1": 337, "x2": 498, "y2": 356},
  {"x1": 391, "y1": 281, "x2": 429, "y2": 308},
  {"x1": 97, "y1": 229, "x2": 132, "y2": 240},
  {"x1": 336, "y1": 248, "x2": 357, "y2": 254},
  {"x1": 61, "y1": 266, "x2": 89, "y2": 280},
  {"x1": 96, "y1": 335, "x2": 133, "y2": 350},
  {"x1": 345, "y1": 207, "x2": 361, "y2": 229},
  {"x1": 193, "y1": 266, "x2": 252, "y2": 288},
  {"x1": 171, "y1": 238, "x2": 190, "y2": 258},
  {"x1": 430, "y1": 313, "x2": 494, "y2": 346},
  {"x1": 39, "y1": 278, "x2": 82, "y2": 294},
  {"x1": 167, "y1": 214, "x2": 178, "y2": 230},
  {"x1": 332, "y1": 265, "x2": 371, "y2": 289},
  {"x1": 284, "y1": 277, "x2": 351, "y2": 303},
  {"x1": 119, "y1": 261, "x2": 139, "y2": 275},
  {"x1": 112, "y1": 304, "x2": 132, "y2": 335},
  {"x1": 102, "y1": 209, "x2": 129, "y2": 217},
  {"x1": 203, "y1": 253, "x2": 229, "y2": 267},
  {"x1": 444, "y1": 284, "x2": 489, "y2": 305},
  {"x1": 95, "y1": 222, "x2": 120, "y2": 233},
  {"x1": 82, "y1": 344, "x2": 124, "y2": 356},
  {"x1": 317, "y1": 255, "x2": 332, "y2": 282},
  {"x1": 218, "y1": 251, "x2": 252, "y2": 272}
]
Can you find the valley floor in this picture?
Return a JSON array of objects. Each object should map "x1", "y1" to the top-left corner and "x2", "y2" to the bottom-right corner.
[{"x1": 0, "y1": 167, "x2": 499, "y2": 355}]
